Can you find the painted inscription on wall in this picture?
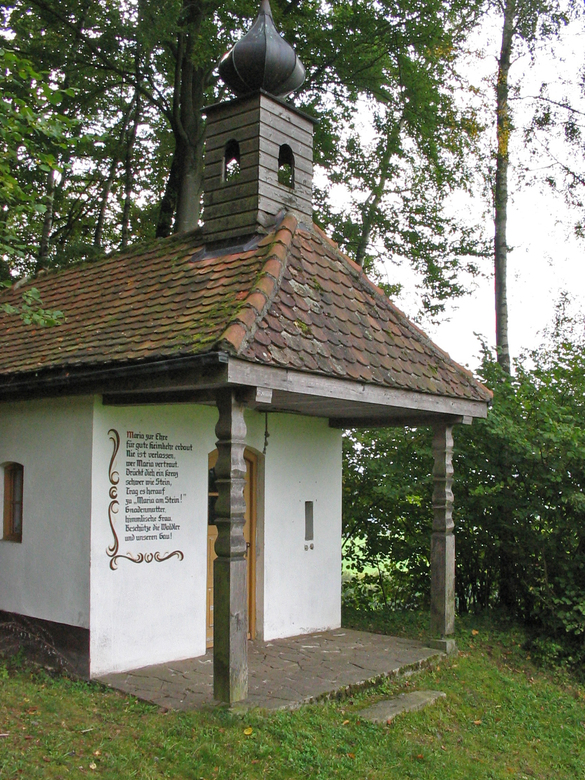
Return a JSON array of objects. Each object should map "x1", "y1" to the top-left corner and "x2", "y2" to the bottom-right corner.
[{"x1": 107, "y1": 428, "x2": 192, "y2": 570}]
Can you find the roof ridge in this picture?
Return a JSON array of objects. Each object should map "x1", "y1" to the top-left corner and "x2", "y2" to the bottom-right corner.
[
  {"x1": 309, "y1": 222, "x2": 492, "y2": 401},
  {"x1": 217, "y1": 214, "x2": 298, "y2": 354}
]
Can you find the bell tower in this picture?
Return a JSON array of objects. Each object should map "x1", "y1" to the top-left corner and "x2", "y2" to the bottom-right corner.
[{"x1": 203, "y1": 0, "x2": 316, "y2": 243}]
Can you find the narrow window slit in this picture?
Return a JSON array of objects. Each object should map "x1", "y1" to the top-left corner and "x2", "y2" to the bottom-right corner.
[
  {"x1": 3, "y1": 463, "x2": 23, "y2": 543},
  {"x1": 304, "y1": 501, "x2": 314, "y2": 541},
  {"x1": 278, "y1": 144, "x2": 295, "y2": 188},
  {"x1": 223, "y1": 139, "x2": 241, "y2": 182}
]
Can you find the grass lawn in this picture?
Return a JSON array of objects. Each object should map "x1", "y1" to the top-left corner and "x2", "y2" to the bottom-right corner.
[{"x1": 0, "y1": 611, "x2": 584, "y2": 779}]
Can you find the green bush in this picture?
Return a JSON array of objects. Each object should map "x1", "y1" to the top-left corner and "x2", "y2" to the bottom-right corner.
[{"x1": 343, "y1": 302, "x2": 585, "y2": 669}]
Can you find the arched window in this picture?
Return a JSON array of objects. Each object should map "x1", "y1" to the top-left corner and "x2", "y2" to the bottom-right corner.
[
  {"x1": 3, "y1": 462, "x2": 23, "y2": 543},
  {"x1": 223, "y1": 139, "x2": 241, "y2": 182},
  {"x1": 278, "y1": 144, "x2": 295, "y2": 188}
]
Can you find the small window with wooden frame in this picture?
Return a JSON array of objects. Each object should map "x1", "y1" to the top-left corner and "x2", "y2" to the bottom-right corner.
[
  {"x1": 3, "y1": 463, "x2": 23, "y2": 543},
  {"x1": 223, "y1": 139, "x2": 241, "y2": 182}
]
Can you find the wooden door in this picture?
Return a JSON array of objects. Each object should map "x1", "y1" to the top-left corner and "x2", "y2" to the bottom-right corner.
[{"x1": 207, "y1": 450, "x2": 256, "y2": 647}]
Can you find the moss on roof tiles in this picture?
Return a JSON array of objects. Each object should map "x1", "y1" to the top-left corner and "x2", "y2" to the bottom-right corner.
[{"x1": 0, "y1": 216, "x2": 490, "y2": 403}]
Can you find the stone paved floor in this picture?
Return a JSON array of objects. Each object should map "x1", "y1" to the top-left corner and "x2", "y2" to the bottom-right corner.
[{"x1": 98, "y1": 629, "x2": 441, "y2": 711}]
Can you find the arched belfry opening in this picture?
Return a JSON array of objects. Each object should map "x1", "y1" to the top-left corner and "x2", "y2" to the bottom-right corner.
[
  {"x1": 278, "y1": 144, "x2": 295, "y2": 188},
  {"x1": 202, "y1": 0, "x2": 317, "y2": 242},
  {"x1": 223, "y1": 139, "x2": 241, "y2": 182}
]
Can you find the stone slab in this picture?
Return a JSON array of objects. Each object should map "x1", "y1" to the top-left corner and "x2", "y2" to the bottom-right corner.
[
  {"x1": 360, "y1": 690, "x2": 447, "y2": 724},
  {"x1": 429, "y1": 638, "x2": 458, "y2": 655},
  {"x1": 98, "y1": 629, "x2": 442, "y2": 712}
]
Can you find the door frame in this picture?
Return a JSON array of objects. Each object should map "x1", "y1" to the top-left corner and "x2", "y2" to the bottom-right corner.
[{"x1": 207, "y1": 447, "x2": 263, "y2": 647}]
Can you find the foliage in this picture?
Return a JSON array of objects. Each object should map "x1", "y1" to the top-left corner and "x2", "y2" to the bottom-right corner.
[
  {"x1": 1, "y1": 612, "x2": 584, "y2": 779},
  {"x1": 457, "y1": 308, "x2": 585, "y2": 666},
  {"x1": 0, "y1": 0, "x2": 488, "y2": 313},
  {"x1": 490, "y1": 0, "x2": 575, "y2": 373},
  {"x1": 0, "y1": 47, "x2": 69, "y2": 324},
  {"x1": 0, "y1": 282, "x2": 63, "y2": 326},
  {"x1": 343, "y1": 301, "x2": 585, "y2": 669},
  {"x1": 0, "y1": 46, "x2": 72, "y2": 275},
  {"x1": 523, "y1": 53, "x2": 585, "y2": 240},
  {"x1": 342, "y1": 425, "x2": 433, "y2": 610},
  {"x1": 312, "y1": 0, "x2": 489, "y2": 315}
]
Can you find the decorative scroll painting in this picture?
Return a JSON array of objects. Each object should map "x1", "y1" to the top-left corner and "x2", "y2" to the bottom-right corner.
[{"x1": 107, "y1": 428, "x2": 192, "y2": 570}]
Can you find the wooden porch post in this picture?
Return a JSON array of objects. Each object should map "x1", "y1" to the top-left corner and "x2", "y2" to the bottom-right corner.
[
  {"x1": 430, "y1": 424, "x2": 457, "y2": 654},
  {"x1": 213, "y1": 388, "x2": 248, "y2": 702}
]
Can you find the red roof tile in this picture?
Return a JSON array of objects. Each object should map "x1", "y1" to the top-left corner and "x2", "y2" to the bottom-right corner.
[{"x1": 0, "y1": 214, "x2": 491, "y2": 403}]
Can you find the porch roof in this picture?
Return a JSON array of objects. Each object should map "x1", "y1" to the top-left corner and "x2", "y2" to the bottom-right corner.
[{"x1": 0, "y1": 214, "x2": 491, "y2": 421}]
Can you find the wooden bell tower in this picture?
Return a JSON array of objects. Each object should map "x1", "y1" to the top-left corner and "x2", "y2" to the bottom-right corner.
[
  {"x1": 202, "y1": 0, "x2": 315, "y2": 244},
  {"x1": 203, "y1": 93, "x2": 315, "y2": 243}
]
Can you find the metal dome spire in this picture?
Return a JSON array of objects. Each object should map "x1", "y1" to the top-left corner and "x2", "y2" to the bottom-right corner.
[{"x1": 218, "y1": 0, "x2": 305, "y2": 98}]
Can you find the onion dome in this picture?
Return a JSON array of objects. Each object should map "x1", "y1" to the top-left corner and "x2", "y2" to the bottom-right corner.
[{"x1": 218, "y1": 0, "x2": 305, "y2": 98}]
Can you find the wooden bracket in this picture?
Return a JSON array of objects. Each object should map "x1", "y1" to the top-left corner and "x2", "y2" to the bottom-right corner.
[{"x1": 240, "y1": 386, "x2": 273, "y2": 408}]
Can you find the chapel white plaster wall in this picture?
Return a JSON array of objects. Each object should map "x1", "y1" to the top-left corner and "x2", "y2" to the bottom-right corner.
[
  {"x1": 245, "y1": 412, "x2": 342, "y2": 640},
  {"x1": 0, "y1": 397, "x2": 93, "y2": 628},
  {"x1": 90, "y1": 400, "x2": 217, "y2": 677}
]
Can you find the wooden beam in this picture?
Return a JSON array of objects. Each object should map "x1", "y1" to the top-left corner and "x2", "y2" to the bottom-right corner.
[
  {"x1": 227, "y1": 358, "x2": 488, "y2": 420},
  {"x1": 203, "y1": 195, "x2": 260, "y2": 221},
  {"x1": 246, "y1": 386, "x2": 273, "y2": 407},
  {"x1": 213, "y1": 388, "x2": 248, "y2": 703},
  {"x1": 102, "y1": 389, "x2": 217, "y2": 406},
  {"x1": 204, "y1": 106, "x2": 261, "y2": 139},
  {"x1": 329, "y1": 414, "x2": 468, "y2": 429},
  {"x1": 0, "y1": 355, "x2": 229, "y2": 403},
  {"x1": 103, "y1": 386, "x2": 273, "y2": 412},
  {"x1": 1, "y1": 349, "x2": 488, "y2": 426},
  {"x1": 430, "y1": 425, "x2": 456, "y2": 648}
]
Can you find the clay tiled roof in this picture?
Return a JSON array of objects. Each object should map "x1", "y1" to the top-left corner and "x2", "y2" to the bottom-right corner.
[{"x1": 0, "y1": 214, "x2": 490, "y2": 402}]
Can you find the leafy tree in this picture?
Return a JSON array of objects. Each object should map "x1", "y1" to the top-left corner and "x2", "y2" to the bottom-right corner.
[
  {"x1": 1, "y1": 0, "x2": 487, "y2": 314},
  {"x1": 0, "y1": 46, "x2": 68, "y2": 323},
  {"x1": 522, "y1": 45, "x2": 585, "y2": 241},
  {"x1": 0, "y1": 46, "x2": 71, "y2": 275},
  {"x1": 2, "y1": 0, "x2": 182, "y2": 268},
  {"x1": 317, "y1": 0, "x2": 489, "y2": 315},
  {"x1": 458, "y1": 314, "x2": 585, "y2": 663},
  {"x1": 343, "y1": 425, "x2": 433, "y2": 610},
  {"x1": 344, "y1": 302, "x2": 585, "y2": 668},
  {"x1": 492, "y1": 0, "x2": 573, "y2": 373}
]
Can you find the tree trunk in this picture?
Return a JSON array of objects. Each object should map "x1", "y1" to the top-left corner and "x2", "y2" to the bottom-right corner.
[
  {"x1": 173, "y1": 127, "x2": 204, "y2": 234},
  {"x1": 95, "y1": 95, "x2": 136, "y2": 248},
  {"x1": 354, "y1": 143, "x2": 392, "y2": 268},
  {"x1": 156, "y1": 150, "x2": 181, "y2": 238},
  {"x1": 35, "y1": 169, "x2": 55, "y2": 272},
  {"x1": 121, "y1": 95, "x2": 142, "y2": 248},
  {"x1": 498, "y1": 524, "x2": 517, "y2": 612},
  {"x1": 173, "y1": 17, "x2": 206, "y2": 235},
  {"x1": 155, "y1": 58, "x2": 205, "y2": 238},
  {"x1": 156, "y1": 1, "x2": 208, "y2": 237},
  {"x1": 495, "y1": 0, "x2": 518, "y2": 597},
  {"x1": 494, "y1": 0, "x2": 515, "y2": 375},
  {"x1": 94, "y1": 163, "x2": 117, "y2": 249}
]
